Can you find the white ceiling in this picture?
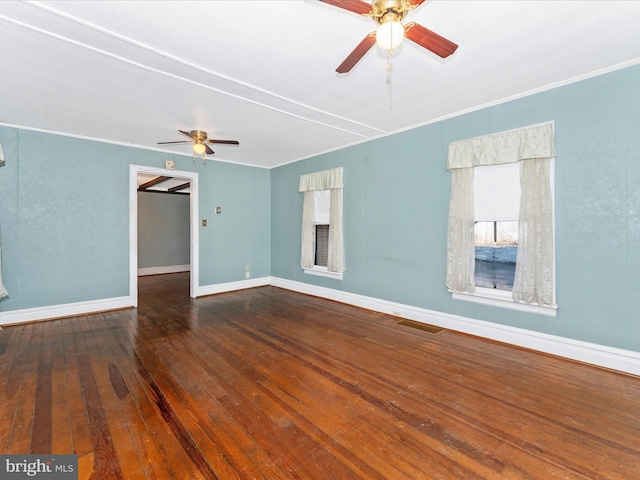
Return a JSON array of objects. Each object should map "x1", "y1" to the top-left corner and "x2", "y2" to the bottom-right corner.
[{"x1": 1, "y1": 1, "x2": 640, "y2": 168}]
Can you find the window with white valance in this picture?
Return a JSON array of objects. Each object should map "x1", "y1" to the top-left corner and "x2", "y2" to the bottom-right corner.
[
  {"x1": 299, "y1": 167, "x2": 344, "y2": 279},
  {"x1": 446, "y1": 122, "x2": 557, "y2": 315}
]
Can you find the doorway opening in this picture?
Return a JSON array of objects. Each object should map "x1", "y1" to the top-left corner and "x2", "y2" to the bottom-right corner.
[{"x1": 129, "y1": 165, "x2": 199, "y2": 306}]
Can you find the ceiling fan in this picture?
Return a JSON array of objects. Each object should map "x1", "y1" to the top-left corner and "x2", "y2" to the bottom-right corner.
[
  {"x1": 157, "y1": 130, "x2": 239, "y2": 156},
  {"x1": 320, "y1": 0, "x2": 458, "y2": 73}
]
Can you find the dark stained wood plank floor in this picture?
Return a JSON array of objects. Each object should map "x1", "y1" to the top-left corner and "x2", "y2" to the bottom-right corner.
[{"x1": 2, "y1": 272, "x2": 640, "y2": 479}]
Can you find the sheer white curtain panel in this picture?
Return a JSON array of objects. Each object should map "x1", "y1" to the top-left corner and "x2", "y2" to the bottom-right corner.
[
  {"x1": 300, "y1": 191, "x2": 315, "y2": 269},
  {"x1": 446, "y1": 167, "x2": 476, "y2": 293},
  {"x1": 328, "y1": 188, "x2": 345, "y2": 273},
  {"x1": 513, "y1": 158, "x2": 554, "y2": 305},
  {"x1": 0, "y1": 243, "x2": 7, "y2": 298},
  {"x1": 0, "y1": 144, "x2": 7, "y2": 296}
]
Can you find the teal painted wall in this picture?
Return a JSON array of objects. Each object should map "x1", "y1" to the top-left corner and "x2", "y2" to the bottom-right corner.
[
  {"x1": 197, "y1": 160, "x2": 271, "y2": 285},
  {"x1": 0, "y1": 127, "x2": 271, "y2": 311},
  {"x1": 2, "y1": 64, "x2": 638, "y2": 353},
  {"x1": 271, "y1": 63, "x2": 640, "y2": 352},
  {"x1": 138, "y1": 191, "x2": 190, "y2": 269}
]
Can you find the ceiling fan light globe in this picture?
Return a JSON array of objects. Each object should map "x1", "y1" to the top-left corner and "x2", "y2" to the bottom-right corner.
[
  {"x1": 193, "y1": 142, "x2": 207, "y2": 155},
  {"x1": 376, "y1": 21, "x2": 404, "y2": 50}
]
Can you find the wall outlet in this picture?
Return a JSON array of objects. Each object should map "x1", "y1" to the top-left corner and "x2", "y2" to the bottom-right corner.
[
  {"x1": 165, "y1": 160, "x2": 175, "y2": 170},
  {"x1": 245, "y1": 264, "x2": 250, "y2": 278}
]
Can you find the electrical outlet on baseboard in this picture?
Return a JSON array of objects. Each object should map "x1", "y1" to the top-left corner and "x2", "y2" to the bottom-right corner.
[{"x1": 245, "y1": 264, "x2": 250, "y2": 279}]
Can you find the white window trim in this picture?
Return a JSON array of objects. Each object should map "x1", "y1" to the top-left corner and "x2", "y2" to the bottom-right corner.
[
  {"x1": 304, "y1": 266, "x2": 343, "y2": 280},
  {"x1": 451, "y1": 287, "x2": 557, "y2": 317}
]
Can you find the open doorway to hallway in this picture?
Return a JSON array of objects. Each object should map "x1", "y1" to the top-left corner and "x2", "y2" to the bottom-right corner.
[
  {"x1": 137, "y1": 173, "x2": 191, "y2": 277},
  {"x1": 129, "y1": 165, "x2": 199, "y2": 306}
]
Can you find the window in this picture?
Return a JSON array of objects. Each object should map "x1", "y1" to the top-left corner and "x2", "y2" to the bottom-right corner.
[
  {"x1": 299, "y1": 168, "x2": 344, "y2": 279},
  {"x1": 315, "y1": 224, "x2": 329, "y2": 267},
  {"x1": 446, "y1": 123, "x2": 557, "y2": 315},
  {"x1": 473, "y1": 162, "x2": 520, "y2": 291},
  {"x1": 474, "y1": 221, "x2": 518, "y2": 290}
]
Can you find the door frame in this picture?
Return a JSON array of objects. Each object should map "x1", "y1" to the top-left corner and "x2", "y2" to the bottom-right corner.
[{"x1": 129, "y1": 164, "x2": 199, "y2": 305}]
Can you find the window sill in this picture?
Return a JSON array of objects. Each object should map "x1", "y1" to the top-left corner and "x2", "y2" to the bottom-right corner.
[
  {"x1": 303, "y1": 266, "x2": 343, "y2": 280},
  {"x1": 451, "y1": 287, "x2": 557, "y2": 317}
]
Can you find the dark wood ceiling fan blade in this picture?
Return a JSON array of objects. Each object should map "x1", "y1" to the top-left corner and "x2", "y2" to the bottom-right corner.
[
  {"x1": 157, "y1": 140, "x2": 190, "y2": 145},
  {"x1": 208, "y1": 139, "x2": 240, "y2": 145},
  {"x1": 205, "y1": 144, "x2": 215, "y2": 155},
  {"x1": 405, "y1": 22, "x2": 458, "y2": 58},
  {"x1": 178, "y1": 130, "x2": 195, "y2": 139},
  {"x1": 319, "y1": 0, "x2": 373, "y2": 15},
  {"x1": 336, "y1": 33, "x2": 376, "y2": 73}
]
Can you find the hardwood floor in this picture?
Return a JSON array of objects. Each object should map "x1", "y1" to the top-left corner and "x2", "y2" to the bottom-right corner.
[{"x1": 2, "y1": 272, "x2": 640, "y2": 479}]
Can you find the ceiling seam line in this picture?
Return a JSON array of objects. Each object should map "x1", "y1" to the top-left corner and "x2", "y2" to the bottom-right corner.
[
  {"x1": 0, "y1": 13, "x2": 370, "y2": 139},
  {"x1": 22, "y1": 0, "x2": 385, "y2": 135}
]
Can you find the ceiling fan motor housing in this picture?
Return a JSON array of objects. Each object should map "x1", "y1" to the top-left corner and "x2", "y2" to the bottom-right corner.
[
  {"x1": 190, "y1": 130, "x2": 208, "y2": 142},
  {"x1": 371, "y1": 0, "x2": 412, "y2": 23}
]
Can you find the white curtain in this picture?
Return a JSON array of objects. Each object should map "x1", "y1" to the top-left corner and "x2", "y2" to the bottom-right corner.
[
  {"x1": 299, "y1": 167, "x2": 343, "y2": 191},
  {"x1": 299, "y1": 167, "x2": 344, "y2": 273},
  {"x1": 446, "y1": 123, "x2": 556, "y2": 304},
  {"x1": 328, "y1": 188, "x2": 344, "y2": 273},
  {"x1": 0, "y1": 242, "x2": 7, "y2": 298},
  {"x1": 446, "y1": 168, "x2": 476, "y2": 293},
  {"x1": 513, "y1": 158, "x2": 554, "y2": 305},
  {"x1": 448, "y1": 123, "x2": 556, "y2": 169},
  {"x1": 0, "y1": 144, "x2": 7, "y2": 297},
  {"x1": 300, "y1": 191, "x2": 315, "y2": 269}
]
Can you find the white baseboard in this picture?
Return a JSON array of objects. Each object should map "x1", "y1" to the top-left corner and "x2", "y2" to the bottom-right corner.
[
  {"x1": 138, "y1": 264, "x2": 190, "y2": 276},
  {"x1": 0, "y1": 296, "x2": 134, "y2": 326},
  {"x1": 195, "y1": 276, "x2": 271, "y2": 297},
  {"x1": 271, "y1": 277, "x2": 640, "y2": 377},
  {"x1": 4, "y1": 275, "x2": 639, "y2": 377},
  {"x1": 0, "y1": 276, "x2": 271, "y2": 326}
]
